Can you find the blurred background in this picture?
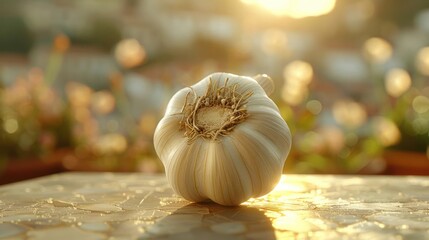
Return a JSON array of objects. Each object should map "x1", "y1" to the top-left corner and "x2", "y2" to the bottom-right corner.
[{"x1": 1, "y1": 0, "x2": 429, "y2": 184}]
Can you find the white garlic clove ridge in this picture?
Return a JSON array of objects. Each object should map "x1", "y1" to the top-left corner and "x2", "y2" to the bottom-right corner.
[{"x1": 154, "y1": 72, "x2": 292, "y2": 206}]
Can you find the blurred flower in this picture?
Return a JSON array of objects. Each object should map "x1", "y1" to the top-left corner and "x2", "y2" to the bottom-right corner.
[
  {"x1": 53, "y1": 34, "x2": 70, "y2": 53},
  {"x1": 0, "y1": 65, "x2": 70, "y2": 158},
  {"x1": 37, "y1": 88, "x2": 64, "y2": 123},
  {"x1": 333, "y1": 100, "x2": 367, "y2": 128},
  {"x1": 363, "y1": 37, "x2": 392, "y2": 63},
  {"x1": 416, "y1": 47, "x2": 429, "y2": 76},
  {"x1": 261, "y1": 29, "x2": 288, "y2": 55},
  {"x1": 73, "y1": 117, "x2": 98, "y2": 144},
  {"x1": 242, "y1": 0, "x2": 336, "y2": 18},
  {"x1": 28, "y1": 68, "x2": 44, "y2": 85},
  {"x1": 412, "y1": 95, "x2": 429, "y2": 114},
  {"x1": 384, "y1": 68, "x2": 412, "y2": 97},
  {"x1": 373, "y1": 117, "x2": 401, "y2": 146},
  {"x1": 3, "y1": 78, "x2": 29, "y2": 106},
  {"x1": 91, "y1": 91, "x2": 116, "y2": 115},
  {"x1": 66, "y1": 82, "x2": 93, "y2": 108},
  {"x1": 93, "y1": 133, "x2": 127, "y2": 155},
  {"x1": 139, "y1": 113, "x2": 158, "y2": 137},
  {"x1": 115, "y1": 38, "x2": 146, "y2": 69}
]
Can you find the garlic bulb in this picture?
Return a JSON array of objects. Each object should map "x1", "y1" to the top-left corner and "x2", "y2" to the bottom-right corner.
[{"x1": 154, "y1": 72, "x2": 291, "y2": 206}]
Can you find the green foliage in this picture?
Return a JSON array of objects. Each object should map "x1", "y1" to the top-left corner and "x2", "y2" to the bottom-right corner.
[{"x1": 0, "y1": 16, "x2": 33, "y2": 54}]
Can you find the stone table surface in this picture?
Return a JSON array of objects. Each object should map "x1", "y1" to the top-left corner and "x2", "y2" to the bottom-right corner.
[{"x1": 1, "y1": 173, "x2": 429, "y2": 240}]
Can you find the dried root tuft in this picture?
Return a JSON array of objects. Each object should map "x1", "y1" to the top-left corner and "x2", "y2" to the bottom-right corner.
[{"x1": 180, "y1": 78, "x2": 253, "y2": 143}]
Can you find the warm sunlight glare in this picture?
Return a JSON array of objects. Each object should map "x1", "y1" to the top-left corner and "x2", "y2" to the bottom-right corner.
[
  {"x1": 273, "y1": 212, "x2": 315, "y2": 232},
  {"x1": 261, "y1": 29, "x2": 288, "y2": 55},
  {"x1": 272, "y1": 176, "x2": 308, "y2": 193},
  {"x1": 241, "y1": 0, "x2": 336, "y2": 18}
]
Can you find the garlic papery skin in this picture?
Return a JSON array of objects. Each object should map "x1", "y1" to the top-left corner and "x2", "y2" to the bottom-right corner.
[{"x1": 154, "y1": 72, "x2": 291, "y2": 206}]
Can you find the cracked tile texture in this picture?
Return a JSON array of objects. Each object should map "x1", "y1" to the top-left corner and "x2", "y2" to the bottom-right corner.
[{"x1": 1, "y1": 173, "x2": 429, "y2": 239}]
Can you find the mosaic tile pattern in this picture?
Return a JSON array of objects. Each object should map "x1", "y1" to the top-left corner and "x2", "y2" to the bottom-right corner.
[{"x1": 1, "y1": 173, "x2": 429, "y2": 239}]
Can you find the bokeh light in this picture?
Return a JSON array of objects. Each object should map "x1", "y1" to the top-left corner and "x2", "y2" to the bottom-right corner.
[
  {"x1": 261, "y1": 29, "x2": 288, "y2": 55},
  {"x1": 297, "y1": 131, "x2": 325, "y2": 153},
  {"x1": 412, "y1": 117, "x2": 429, "y2": 134},
  {"x1": 93, "y1": 134, "x2": 127, "y2": 155},
  {"x1": 333, "y1": 100, "x2": 367, "y2": 128},
  {"x1": 138, "y1": 157, "x2": 159, "y2": 173},
  {"x1": 281, "y1": 61, "x2": 313, "y2": 106},
  {"x1": 281, "y1": 84, "x2": 308, "y2": 106},
  {"x1": 91, "y1": 91, "x2": 116, "y2": 115},
  {"x1": 416, "y1": 47, "x2": 429, "y2": 76},
  {"x1": 139, "y1": 113, "x2": 158, "y2": 136},
  {"x1": 73, "y1": 108, "x2": 91, "y2": 123},
  {"x1": 3, "y1": 117, "x2": 19, "y2": 134},
  {"x1": 66, "y1": 82, "x2": 93, "y2": 108},
  {"x1": 115, "y1": 38, "x2": 146, "y2": 69},
  {"x1": 53, "y1": 34, "x2": 70, "y2": 53},
  {"x1": 384, "y1": 68, "x2": 412, "y2": 97},
  {"x1": 373, "y1": 117, "x2": 401, "y2": 146},
  {"x1": 317, "y1": 126, "x2": 345, "y2": 154},
  {"x1": 355, "y1": 0, "x2": 375, "y2": 19},
  {"x1": 363, "y1": 37, "x2": 393, "y2": 63},
  {"x1": 241, "y1": 0, "x2": 336, "y2": 18},
  {"x1": 412, "y1": 95, "x2": 429, "y2": 114},
  {"x1": 306, "y1": 100, "x2": 323, "y2": 115},
  {"x1": 1, "y1": 0, "x2": 429, "y2": 177},
  {"x1": 283, "y1": 60, "x2": 313, "y2": 86}
]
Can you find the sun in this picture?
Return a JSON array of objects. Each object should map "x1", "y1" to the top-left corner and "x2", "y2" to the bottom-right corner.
[{"x1": 241, "y1": 0, "x2": 336, "y2": 18}]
